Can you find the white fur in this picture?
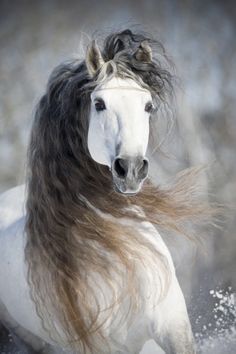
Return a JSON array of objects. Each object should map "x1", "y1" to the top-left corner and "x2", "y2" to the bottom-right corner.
[{"x1": 88, "y1": 77, "x2": 151, "y2": 167}]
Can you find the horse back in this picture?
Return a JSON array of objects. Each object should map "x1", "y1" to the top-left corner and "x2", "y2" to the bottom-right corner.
[
  {"x1": 0, "y1": 185, "x2": 26, "y2": 230},
  {"x1": 0, "y1": 185, "x2": 48, "y2": 342}
]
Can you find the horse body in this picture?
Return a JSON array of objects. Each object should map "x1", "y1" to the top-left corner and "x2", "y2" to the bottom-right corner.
[
  {"x1": 0, "y1": 185, "x2": 194, "y2": 353},
  {"x1": 0, "y1": 30, "x2": 200, "y2": 353}
]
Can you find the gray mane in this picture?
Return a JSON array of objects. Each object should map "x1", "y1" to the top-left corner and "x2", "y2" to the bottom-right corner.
[{"x1": 25, "y1": 29, "x2": 208, "y2": 353}]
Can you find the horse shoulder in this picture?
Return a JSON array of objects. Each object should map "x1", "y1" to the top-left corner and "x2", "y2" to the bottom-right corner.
[{"x1": 0, "y1": 185, "x2": 51, "y2": 344}]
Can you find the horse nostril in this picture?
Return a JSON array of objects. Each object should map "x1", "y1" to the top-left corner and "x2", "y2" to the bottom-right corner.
[
  {"x1": 138, "y1": 159, "x2": 149, "y2": 179},
  {"x1": 114, "y1": 158, "x2": 128, "y2": 178},
  {"x1": 113, "y1": 157, "x2": 148, "y2": 180}
]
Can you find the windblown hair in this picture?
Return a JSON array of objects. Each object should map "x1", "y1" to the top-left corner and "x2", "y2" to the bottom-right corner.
[{"x1": 25, "y1": 29, "x2": 211, "y2": 353}]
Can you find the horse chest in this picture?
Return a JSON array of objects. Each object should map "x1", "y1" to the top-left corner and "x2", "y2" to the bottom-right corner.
[
  {"x1": 0, "y1": 187, "x2": 175, "y2": 353},
  {"x1": 87, "y1": 222, "x2": 174, "y2": 351},
  {"x1": 0, "y1": 220, "x2": 172, "y2": 353}
]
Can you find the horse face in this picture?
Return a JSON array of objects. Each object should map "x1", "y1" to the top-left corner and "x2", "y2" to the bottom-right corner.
[{"x1": 88, "y1": 77, "x2": 153, "y2": 195}]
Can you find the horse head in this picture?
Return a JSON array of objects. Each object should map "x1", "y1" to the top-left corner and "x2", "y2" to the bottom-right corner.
[{"x1": 86, "y1": 40, "x2": 154, "y2": 194}]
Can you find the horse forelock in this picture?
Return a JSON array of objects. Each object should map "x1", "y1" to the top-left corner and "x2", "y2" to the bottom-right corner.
[{"x1": 25, "y1": 29, "x2": 213, "y2": 353}]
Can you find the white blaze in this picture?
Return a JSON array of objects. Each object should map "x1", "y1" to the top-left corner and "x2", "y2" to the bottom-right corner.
[{"x1": 88, "y1": 77, "x2": 151, "y2": 167}]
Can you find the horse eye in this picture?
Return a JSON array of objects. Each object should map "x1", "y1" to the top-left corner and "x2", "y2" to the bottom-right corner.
[
  {"x1": 145, "y1": 102, "x2": 154, "y2": 114},
  {"x1": 95, "y1": 99, "x2": 106, "y2": 112}
]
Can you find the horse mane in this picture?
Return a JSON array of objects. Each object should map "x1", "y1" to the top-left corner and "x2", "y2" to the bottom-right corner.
[{"x1": 25, "y1": 29, "x2": 211, "y2": 353}]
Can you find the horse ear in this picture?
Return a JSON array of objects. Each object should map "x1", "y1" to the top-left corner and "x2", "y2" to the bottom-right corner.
[
  {"x1": 134, "y1": 40, "x2": 152, "y2": 63},
  {"x1": 86, "y1": 40, "x2": 105, "y2": 77}
]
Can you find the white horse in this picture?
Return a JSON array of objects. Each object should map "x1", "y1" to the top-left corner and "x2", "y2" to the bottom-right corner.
[{"x1": 0, "y1": 30, "x2": 197, "y2": 354}]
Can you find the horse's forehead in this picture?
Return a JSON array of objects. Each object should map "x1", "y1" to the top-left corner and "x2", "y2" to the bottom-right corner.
[{"x1": 91, "y1": 77, "x2": 151, "y2": 103}]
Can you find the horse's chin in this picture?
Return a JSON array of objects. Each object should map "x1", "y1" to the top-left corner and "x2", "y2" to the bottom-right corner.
[
  {"x1": 115, "y1": 188, "x2": 138, "y2": 197},
  {"x1": 113, "y1": 180, "x2": 142, "y2": 196}
]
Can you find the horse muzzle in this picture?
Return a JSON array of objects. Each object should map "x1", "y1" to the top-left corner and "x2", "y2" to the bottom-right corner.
[{"x1": 111, "y1": 156, "x2": 149, "y2": 195}]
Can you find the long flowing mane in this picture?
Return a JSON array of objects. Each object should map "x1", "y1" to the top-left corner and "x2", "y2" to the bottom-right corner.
[{"x1": 25, "y1": 29, "x2": 210, "y2": 353}]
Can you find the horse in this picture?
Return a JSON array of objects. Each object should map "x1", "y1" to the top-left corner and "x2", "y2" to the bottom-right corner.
[{"x1": 0, "y1": 29, "x2": 204, "y2": 354}]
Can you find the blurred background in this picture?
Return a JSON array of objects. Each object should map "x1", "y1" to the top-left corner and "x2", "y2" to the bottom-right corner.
[{"x1": 0, "y1": 0, "x2": 235, "y2": 353}]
